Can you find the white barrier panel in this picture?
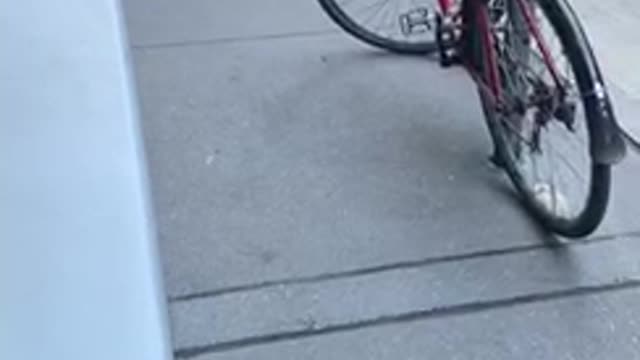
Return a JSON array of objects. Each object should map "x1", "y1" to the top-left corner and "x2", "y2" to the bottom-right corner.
[{"x1": 0, "y1": 1, "x2": 173, "y2": 359}]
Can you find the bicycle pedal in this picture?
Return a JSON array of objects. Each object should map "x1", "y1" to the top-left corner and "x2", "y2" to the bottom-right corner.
[
  {"x1": 435, "y1": 13, "x2": 459, "y2": 68},
  {"x1": 441, "y1": 53, "x2": 461, "y2": 67},
  {"x1": 399, "y1": 7, "x2": 433, "y2": 36}
]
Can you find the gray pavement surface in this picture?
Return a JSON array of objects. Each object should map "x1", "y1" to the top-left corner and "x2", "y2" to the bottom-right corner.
[
  {"x1": 124, "y1": 0, "x2": 640, "y2": 358},
  {"x1": 185, "y1": 287, "x2": 640, "y2": 360}
]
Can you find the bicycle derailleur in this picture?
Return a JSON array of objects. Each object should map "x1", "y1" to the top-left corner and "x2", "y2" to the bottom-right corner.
[{"x1": 527, "y1": 80, "x2": 578, "y2": 152}]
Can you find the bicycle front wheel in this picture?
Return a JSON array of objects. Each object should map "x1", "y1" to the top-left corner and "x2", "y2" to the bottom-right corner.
[
  {"x1": 318, "y1": 0, "x2": 440, "y2": 54},
  {"x1": 472, "y1": 0, "x2": 612, "y2": 237}
]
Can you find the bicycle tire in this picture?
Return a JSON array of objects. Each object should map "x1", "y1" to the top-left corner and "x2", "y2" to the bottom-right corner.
[
  {"x1": 318, "y1": 0, "x2": 438, "y2": 54},
  {"x1": 471, "y1": 0, "x2": 611, "y2": 238}
]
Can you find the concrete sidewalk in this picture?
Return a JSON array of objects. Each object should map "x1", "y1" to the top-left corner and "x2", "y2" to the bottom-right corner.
[{"x1": 124, "y1": 0, "x2": 640, "y2": 358}]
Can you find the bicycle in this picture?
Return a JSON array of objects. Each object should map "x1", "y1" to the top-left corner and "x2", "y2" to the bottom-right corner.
[{"x1": 318, "y1": 0, "x2": 627, "y2": 237}]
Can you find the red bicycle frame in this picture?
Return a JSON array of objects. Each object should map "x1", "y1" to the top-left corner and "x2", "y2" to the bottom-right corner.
[
  {"x1": 437, "y1": 0, "x2": 563, "y2": 112},
  {"x1": 438, "y1": 0, "x2": 454, "y2": 11}
]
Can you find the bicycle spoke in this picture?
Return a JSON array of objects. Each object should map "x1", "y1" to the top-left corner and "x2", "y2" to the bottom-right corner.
[
  {"x1": 337, "y1": 0, "x2": 360, "y2": 7},
  {"x1": 360, "y1": 0, "x2": 392, "y2": 26},
  {"x1": 492, "y1": 0, "x2": 593, "y2": 219},
  {"x1": 374, "y1": 1, "x2": 395, "y2": 34}
]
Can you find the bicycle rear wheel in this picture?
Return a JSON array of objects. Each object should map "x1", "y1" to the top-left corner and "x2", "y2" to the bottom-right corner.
[
  {"x1": 472, "y1": 0, "x2": 612, "y2": 237},
  {"x1": 318, "y1": 0, "x2": 440, "y2": 54}
]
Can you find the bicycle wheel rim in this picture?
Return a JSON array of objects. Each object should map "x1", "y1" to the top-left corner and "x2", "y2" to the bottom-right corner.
[{"x1": 477, "y1": 0, "x2": 610, "y2": 237}]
